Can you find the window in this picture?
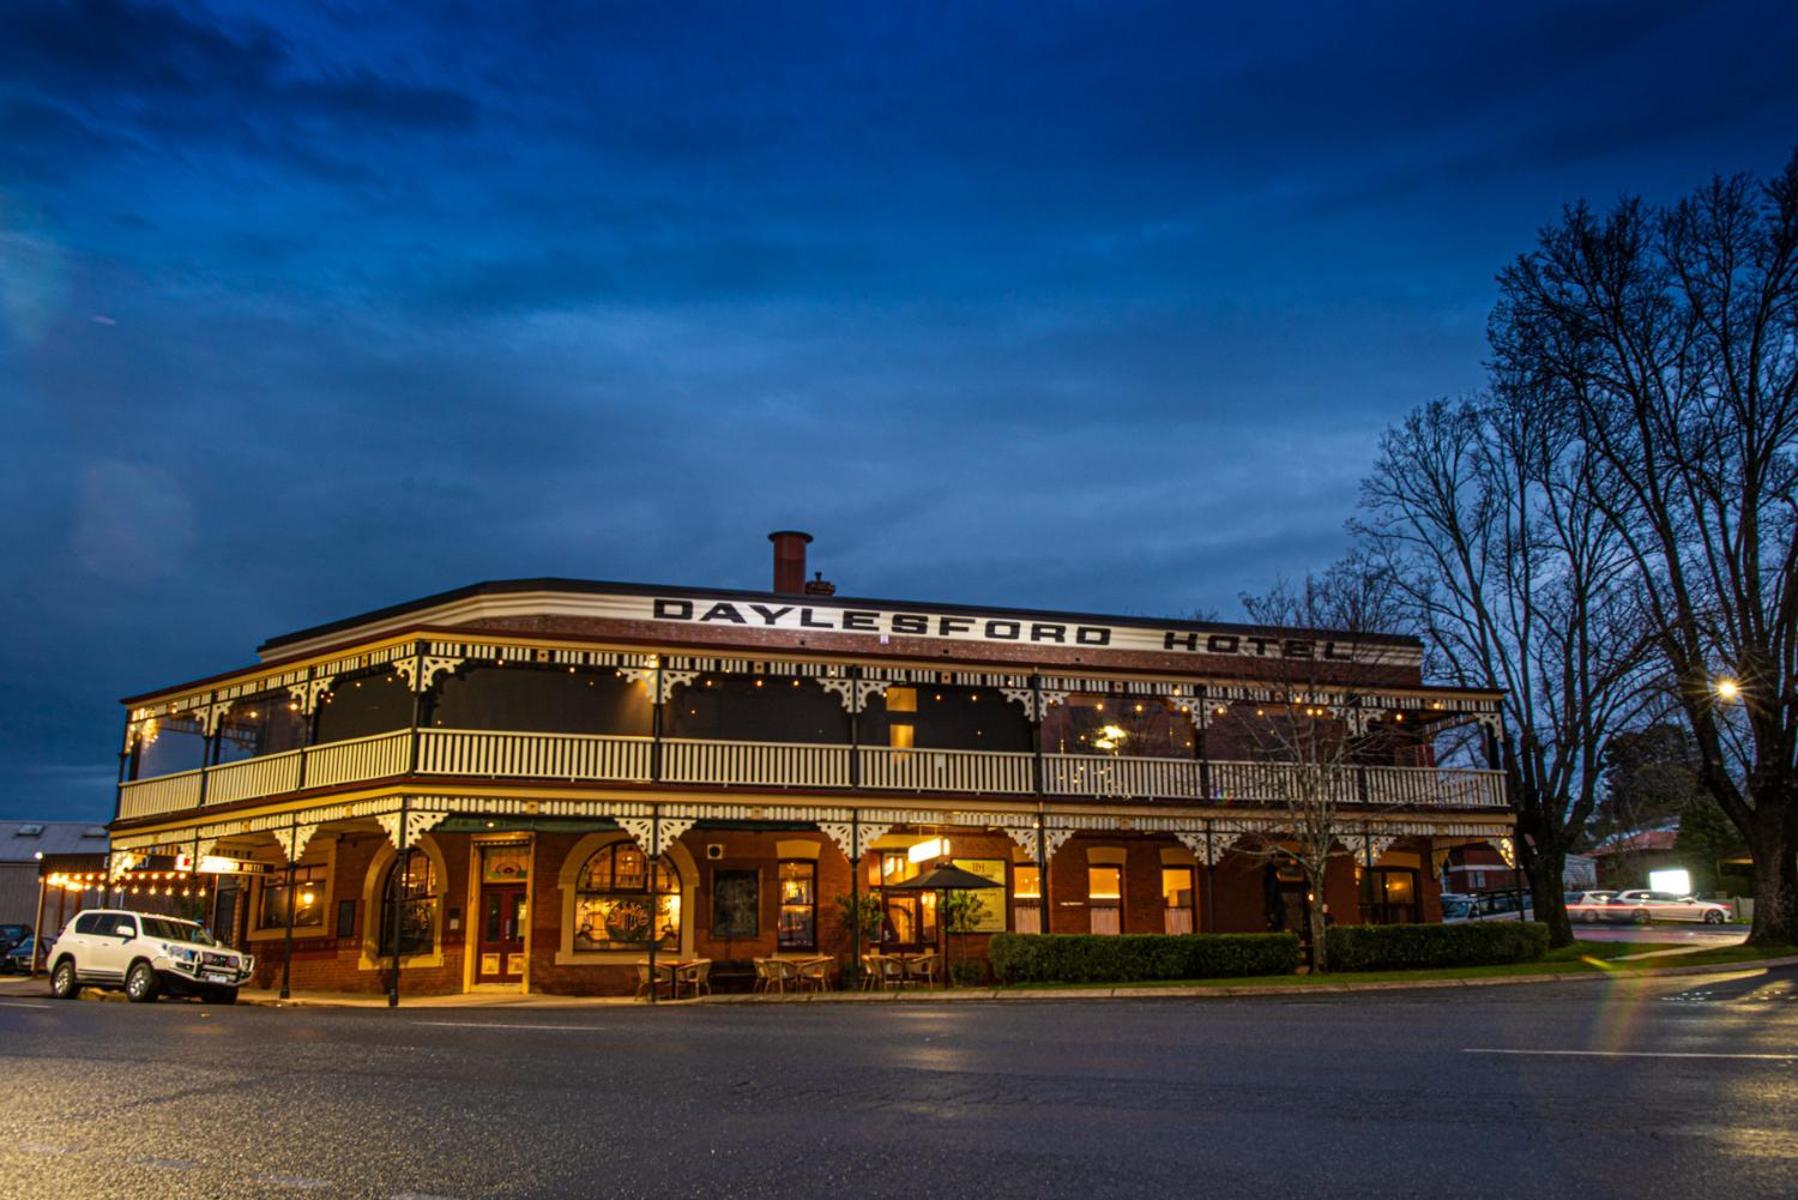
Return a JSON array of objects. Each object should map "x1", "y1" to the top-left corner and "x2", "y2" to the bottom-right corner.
[
  {"x1": 886, "y1": 686, "x2": 916, "y2": 750},
  {"x1": 378, "y1": 852, "x2": 438, "y2": 957},
  {"x1": 874, "y1": 852, "x2": 932, "y2": 947},
  {"x1": 1162, "y1": 867, "x2": 1196, "y2": 934},
  {"x1": 259, "y1": 864, "x2": 327, "y2": 931},
  {"x1": 574, "y1": 843, "x2": 680, "y2": 950},
  {"x1": 777, "y1": 861, "x2": 816, "y2": 950},
  {"x1": 949, "y1": 859, "x2": 1007, "y2": 932},
  {"x1": 1088, "y1": 866, "x2": 1122, "y2": 935},
  {"x1": 711, "y1": 869, "x2": 759, "y2": 938},
  {"x1": 1012, "y1": 864, "x2": 1042, "y2": 934}
]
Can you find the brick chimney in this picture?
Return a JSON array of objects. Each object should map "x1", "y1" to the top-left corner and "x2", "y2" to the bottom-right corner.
[{"x1": 768, "y1": 530, "x2": 813, "y2": 595}]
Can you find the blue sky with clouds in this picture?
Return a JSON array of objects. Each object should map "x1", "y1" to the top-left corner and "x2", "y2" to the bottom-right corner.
[{"x1": 3, "y1": 0, "x2": 1796, "y2": 819}]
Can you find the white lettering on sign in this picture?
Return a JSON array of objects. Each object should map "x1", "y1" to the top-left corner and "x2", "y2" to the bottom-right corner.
[{"x1": 645, "y1": 597, "x2": 1409, "y2": 664}]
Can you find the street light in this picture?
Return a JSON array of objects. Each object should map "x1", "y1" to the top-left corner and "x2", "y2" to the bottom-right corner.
[{"x1": 1714, "y1": 677, "x2": 1741, "y2": 703}]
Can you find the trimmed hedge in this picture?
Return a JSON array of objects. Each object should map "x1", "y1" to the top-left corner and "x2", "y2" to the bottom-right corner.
[
  {"x1": 1325, "y1": 921, "x2": 1550, "y2": 971},
  {"x1": 988, "y1": 932, "x2": 1301, "y2": 984}
]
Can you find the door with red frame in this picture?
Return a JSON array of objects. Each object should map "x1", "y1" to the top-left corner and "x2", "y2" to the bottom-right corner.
[{"x1": 477, "y1": 885, "x2": 526, "y2": 983}]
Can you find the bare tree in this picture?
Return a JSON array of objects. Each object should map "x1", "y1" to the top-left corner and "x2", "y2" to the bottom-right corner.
[
  {"x1": 1239, "y1": 556, "x2": 1412, "y2": 973},
  {"x1": 1353, "y1": 397, "x2": 1651, "y2": 947},
  {"x1": 1490, "y1": 153, "x2": 1798, "y2": 946}
]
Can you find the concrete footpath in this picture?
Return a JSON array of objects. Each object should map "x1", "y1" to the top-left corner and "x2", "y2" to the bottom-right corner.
[{"x1": 11, "y1": 953, "x2": 1797, "y2": 1009}]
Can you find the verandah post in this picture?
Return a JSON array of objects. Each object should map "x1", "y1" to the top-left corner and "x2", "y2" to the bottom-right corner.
[
  {"x1": 388, "y1": 797, "x2": 409, "y2": 1007},
  {"x1": 279, "y1": 814, "x2": 298, "y2": 1000},
  {"x1": 646, "y1": 804, "x2": 660, "y2": 1004}
]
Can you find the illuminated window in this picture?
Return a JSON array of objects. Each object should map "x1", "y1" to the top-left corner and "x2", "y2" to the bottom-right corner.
[
  {"x1": 1161, "y1": 867, "x2": 1195, "y2": 934},
  {"x1": 378, "y1": 853, "x2": 438, "y2": 957},
  {"x1": 1011, "y1": 863, "x2": 1042, "y2": 934},
  {"x1": 1088, "y1": 865, "x2": 1122, "y2": 935},
  {"x1": 259, "y1": 863, "x2": 326, "y2": 930},
  {"x1": 573, "y1": 843, "x2": 681, "y2": 950},
  {"x1": 777, "y1": 861, "x2": 816, "y2": 950},
  {"x1": 886, "y1": 686, "x2": 917, "y2": 749}
]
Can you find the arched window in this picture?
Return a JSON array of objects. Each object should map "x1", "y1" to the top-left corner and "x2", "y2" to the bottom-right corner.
[
  {"x1": 379, "y1": 852, "x2": 438, "y2": 957},
  {"x1": 573, "y1": 843, "x2": 680, "y2": 951}
]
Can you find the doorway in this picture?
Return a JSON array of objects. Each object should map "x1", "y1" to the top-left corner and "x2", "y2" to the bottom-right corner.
[{"x1": 475, "y1": 844, "x2": 530, "y2": 986}]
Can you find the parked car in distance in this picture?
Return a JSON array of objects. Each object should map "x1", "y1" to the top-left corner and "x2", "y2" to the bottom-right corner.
[
  {"x1": 1611, "y1": 890, "x2": 1732, "y2": 925},
  {"x1": 0, "y1": 923, "x2": 30, "y2": 952},
  {"x1": 46, "y1": 910, "x2": 253, "y2": 1003},
  {"x1": 1566, "y1": 890, "x2": 1620, "y2": 923},
  {"x1": 1443, "y1": 892, "x2": 1535, "y2": 923},
  {"x1": 0, "y1": 935, "x2": 35, "y2": 974}
]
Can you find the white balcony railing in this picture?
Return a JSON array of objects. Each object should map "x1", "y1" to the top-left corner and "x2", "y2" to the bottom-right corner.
[
  {"x1": 858, "y1": 746, "x2": 1034, "y2": 794},
  {"x1": 419, "y1": 728, "x2": 652, "y2": 782},
  {"x1": 1365, "y1": 764, "x2": 1507, "y2": 809},
  {"x1": 113, "y1": 730, "x2": 1510, "y2": 822},
  {"x1": 116, "y1": 769, "x2": 204, "y2": 819},
  {"x1": 204, "y1": 750, "x2": 303, "y2": 805},
  {"x1": 662, "y1": 738, "x2": 850, "y2": 788},
  {"x1": 302, "y1": 730, "x2": 412, "y2": 789},
  {"x1": 1042, "y1": 754, "x2": 1202, "y2": 799}
]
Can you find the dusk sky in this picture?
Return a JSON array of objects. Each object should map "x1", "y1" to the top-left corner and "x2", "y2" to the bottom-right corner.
[{"x1": 4, "y1": 0, "x2": 1797, "y2": 820}]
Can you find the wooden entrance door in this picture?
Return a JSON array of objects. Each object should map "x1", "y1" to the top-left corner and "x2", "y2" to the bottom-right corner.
[{"x1": 477, "y1": 885, "x2": 526, "y2": 983}]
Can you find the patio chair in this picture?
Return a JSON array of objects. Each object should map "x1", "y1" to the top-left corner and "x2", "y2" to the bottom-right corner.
[
  {"x1": 751, "y1": 958, "x2": 772, "y2": 993},
  {"x1": 635, "y1": 960, "x2": 674, "y2": 999},
  {"x1": 797, "y1": 958, "x2": 831, "y2": 993},
  {"x1": 875, "y1": 954, "x2": 907, "y2": 991},
  {"x1": 675, "y1": 958, "x2": 712, "y2": 998},
  {"x1": 904, "y1": 952, "x2": 939, "y2": 988},
  {"x1": 769, "y1": 958, "x2": 800, "y2": 994},
  {"x1": 859, "y1": 953, "x2": 883, "y2": 991}
]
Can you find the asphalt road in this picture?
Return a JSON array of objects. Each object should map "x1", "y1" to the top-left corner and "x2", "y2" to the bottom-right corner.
[{"x1": 2, "y1": 966, "x2": 1795, "y2": 1200}]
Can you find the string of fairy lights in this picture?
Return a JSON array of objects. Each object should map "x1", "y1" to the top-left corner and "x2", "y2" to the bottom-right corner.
[{"x1": 44, "y1": 870, "x2": 209, "y2": 899}]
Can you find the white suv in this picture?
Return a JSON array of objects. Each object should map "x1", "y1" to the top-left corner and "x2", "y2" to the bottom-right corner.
[{"x1": 48, "y1": 909, "x2": 253, "y2": 1004}]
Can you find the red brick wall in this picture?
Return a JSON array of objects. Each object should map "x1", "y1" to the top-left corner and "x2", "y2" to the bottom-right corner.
[{"x1": 250, "y1": 831, "x2": 468, "y2": 996}]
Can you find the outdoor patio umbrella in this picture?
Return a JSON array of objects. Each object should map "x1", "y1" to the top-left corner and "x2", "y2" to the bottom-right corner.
[{"x1": 888, "y1": 864, "x2": 1006, "y2": 988}]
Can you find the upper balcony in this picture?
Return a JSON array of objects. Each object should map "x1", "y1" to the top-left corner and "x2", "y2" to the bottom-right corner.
[{"x1": 115, "y1": 641, "x2": 1508, "y2": 824}]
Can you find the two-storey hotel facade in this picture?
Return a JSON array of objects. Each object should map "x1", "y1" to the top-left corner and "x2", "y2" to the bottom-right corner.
[{"x1": 108, "y1": 533, "x2": 1512, "y2": 997}]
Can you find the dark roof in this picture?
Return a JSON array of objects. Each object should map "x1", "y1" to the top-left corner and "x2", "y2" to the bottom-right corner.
[
  {"x1": 1, "y1": 820, "x2": 110, "y2": 863},
  {"x1": 258, "y1": 576, "x2": 1426, "y2": 655}
]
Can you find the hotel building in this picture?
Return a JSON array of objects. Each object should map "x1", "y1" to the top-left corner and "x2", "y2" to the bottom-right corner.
[{"x1": 106, "y1": 533, "x2": 1512, "y2": 997}]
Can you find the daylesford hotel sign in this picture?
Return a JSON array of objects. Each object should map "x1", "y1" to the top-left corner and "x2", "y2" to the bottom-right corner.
[{"x1": 647, "y1": 595, "x2": 1414, "y2": 664}]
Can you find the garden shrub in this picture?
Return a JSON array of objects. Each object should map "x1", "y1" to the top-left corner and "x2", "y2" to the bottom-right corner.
[
  {"x1": 1325, "y1": 921, "x2": 1550, "y2": 971},
  {"x1": 987, "y1": 932, "x2": 1301, "y2": 984}
]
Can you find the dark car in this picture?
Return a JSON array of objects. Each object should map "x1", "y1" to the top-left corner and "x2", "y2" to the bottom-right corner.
[
  {"x1": 1, "y1": 936, "x2": 35, "y2": 974},
  {"x1": 0, "y1": 924, "x2": 30, "y2": 952}
]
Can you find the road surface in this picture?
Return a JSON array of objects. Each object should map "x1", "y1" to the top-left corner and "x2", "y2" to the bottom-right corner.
[{"x1": 2, "y1": 965, "x2": 1794, "y2": 1198}]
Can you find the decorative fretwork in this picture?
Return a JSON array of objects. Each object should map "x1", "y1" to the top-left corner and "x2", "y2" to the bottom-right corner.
[
  {"x1": 816, "y1": 822, "x2": 857, "y2": 860},
  {"x1": 817, "y1": 678, "x2": 857, "y2": 712},
  {"x1": 1362, "y1": 833, "x2": 1400, "y2": 866},
  {"x1": 286, "y1": 676, "x2": 335, "y2": 715},
  {"x1": 374, "y1": 807, "x2": 450, "y2": 849},
  {"x1": 392, "y1": 654, "x2": 464, "y2": 693}
]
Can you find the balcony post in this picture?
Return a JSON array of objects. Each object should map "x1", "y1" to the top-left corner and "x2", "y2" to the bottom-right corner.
[
  {"x1": 195, "y1": 694, "x2": 216, "y2": 810},
  {"x1": 650, "y1": 662, "x2": 665, "y2": 783},
  {"x1": 113, "y1": 709, "x2": 133, "y2": 824},
  {"x1": 294, "y1": 679, "x2": 316, "y2": 792},
  {"x1": 1202, "y1": 823, "x2": 1216, "y2": 934},
  {"x1": 1029, "y1": 675, "x2": 1046, "y2": 800},
  {"x1": 848, "y1": 668, "x2": 862, "y2": 790},
  {"x1": 1195, "y1": 686, "x2": 1213, "y2": 802},
  {"x1": 406, "y1": 642, "x2": 425, "y2": 776}
]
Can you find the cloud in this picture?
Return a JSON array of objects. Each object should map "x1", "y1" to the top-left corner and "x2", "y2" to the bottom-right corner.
[{"x1": 71, "y1": 462, "x2": 197, "y2": 582}]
